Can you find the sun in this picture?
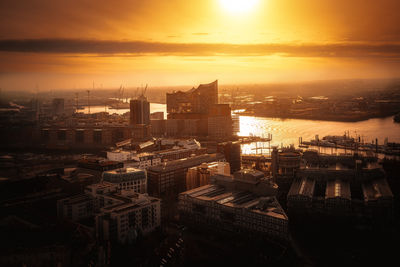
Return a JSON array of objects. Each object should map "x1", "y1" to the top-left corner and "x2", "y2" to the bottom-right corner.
[{"x1": 219, "y1": 0, "x2": 260, "y2": 14}]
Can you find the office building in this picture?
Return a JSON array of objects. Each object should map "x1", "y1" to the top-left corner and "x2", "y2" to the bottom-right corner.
[
  {"x1": 58, "y1": 182, "x2": 161, "y2": 244},
  {"x1": 147, "y1": 153, "x2": 225, "y2": 199},
  {"x1": 130, "y1": 94, "x2": 151, "y2": 141},
  {"x1": 102, "y1": 168, "x2": 147, "y2": 193},
  {"x1": 130, "y1": 95, "x2": 150, "y2": 126},
  {"x1": 96, "y1": 192, "x2": 161, "y2": 244},
  {"x1": 186, "y1": 161, "x2": 230, "y2": 190},
  {"x1": 217, "y1": 141, "x2": 241, "y2": 174}
]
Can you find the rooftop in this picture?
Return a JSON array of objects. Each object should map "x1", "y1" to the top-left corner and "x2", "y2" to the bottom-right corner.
[
  {"x1": 181, "y1": 184, "x2": 287, "y2": 220},
  {"x1": 325, "y1": 179, "x2": 351, "y2": 200},
  {"x1": 148, "y1": 153, "x2": 224, "y2": 173},
  {"x1": 104, "y1": 167, "x2": 144, "y2": 175},
  {"x1": 362, "y1": 178, "x2": 393, "y2": 201},
  {"x1": 288, "y1": 177, "x2": 315, "y2": 198}
]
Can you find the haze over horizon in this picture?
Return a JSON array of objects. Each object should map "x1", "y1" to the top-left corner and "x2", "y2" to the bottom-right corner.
[{"x1": 1, "y1": 0, "x2": 400, "y2": 90}]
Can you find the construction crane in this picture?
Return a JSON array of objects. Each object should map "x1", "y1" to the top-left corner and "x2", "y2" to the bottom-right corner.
[
  {"x1": 143, "y1": 84, "x2": 148, "y2": 96},
  {"x1": 87, "y1": 90, "x2": 90, "y2": 114},
  {"x1": 75, "y1": 92, "x2": 79, "y2": 111}
]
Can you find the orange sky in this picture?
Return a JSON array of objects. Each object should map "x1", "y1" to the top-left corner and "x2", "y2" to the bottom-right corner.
[{"x1": 1, "y1": 0, "x2": 400, "y2": 90}]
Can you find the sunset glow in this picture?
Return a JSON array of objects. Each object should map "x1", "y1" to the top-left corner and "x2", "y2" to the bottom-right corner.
[
  {"x1": 219, "y1": 0, "x2": 260, "y2": 14},
  {"x1": 0, "y1": 0, "x2": 400, "y2": 90}
]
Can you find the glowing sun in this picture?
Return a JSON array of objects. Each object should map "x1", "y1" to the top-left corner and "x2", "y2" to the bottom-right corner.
[{"x1": 219, "y1": 0, "x2": 260, "y2": 14}]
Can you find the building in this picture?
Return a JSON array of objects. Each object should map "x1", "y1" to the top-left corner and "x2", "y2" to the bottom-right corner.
[
  {"x1": 272, "y1": 147, "x2": 301, "y2": 179},
  {"x1": 107, "y1": 150, "x2": 132, "y2": 162},
  {"x1": 130, "y1": 94, "x2": 151, "y2": 141},
  {"x1": 167, "y1": 80, "x2": 218, "y2": 115},
  {"x1": 58, "y1": 182, "x2": 161, "y2": 244},
  {"x1": 287, "y1": 164, "x2": 394, "y2": 223},
  {"x1": 362, "y1": 178, "x2": 393, "y2": 220},
  {"x1": 166, "y1": 80, "x2": 219, "y2": 137},
  {"x1": 150, "y1": 119, "x2": 166, "y2": 136},
  {"x1": 207, "y1": 104, "x2": 233, "y2": 139},
  {"x1": 102, "y1": 168, "x2": 147, "y2": 193},
  {"x1": 131, "y1": 124, "x2": 151, "y2": 141},
  {"x1": 150, "y1": 112, "x2": 164, "y2": 120},
  {"x1": 39, "y1": 125, "x2": 131, "y2": 149},
  {"x1": 325, "y1": 179, "x2": 352, "y2": 214},
  {"x1": 78, "y1": 159, "x2": 123, "y2": 172},
  {"x1": 186, "y1": 161, "x2": 230, "y2": 190},
  {"x1": 96, "y1": 192, "x2": 161, "y2": 244},
  {"x1": 147, "y1": 153, "x2": 225, "y2": 199},
  {"x1": 287, "y1": 177, "x2": 315, "y2": 214},
  {"x1": 57, "y1": 182, "x2": 120, "y2": 221},
  {"x1": 217, "y1": 141, "x2": 241, "y2": 174},
  {"x1": 52, "y1": 98, "x2": 65, "y2": 116},
  {"x1": 178, "y1": 170, "x2": 288, "y2": 241},
  {"x1": 130, "y1": 152, "x2": 162, "y2": 169},
  {"x1": 130, "y1": 95, "x2": 150, "y2": 126},
  {"x1": 57, "y1": 194, "x2": 96, "y2": 221}
]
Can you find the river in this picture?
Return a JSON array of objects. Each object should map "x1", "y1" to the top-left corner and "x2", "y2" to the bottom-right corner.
[{"x1": 82, "y1": 104, "x2": 400, "y2": 155}]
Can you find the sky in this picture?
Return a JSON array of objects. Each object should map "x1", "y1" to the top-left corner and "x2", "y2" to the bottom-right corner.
[{"x1": 1, "y1": 0, "x2": 400, "y2": 91}]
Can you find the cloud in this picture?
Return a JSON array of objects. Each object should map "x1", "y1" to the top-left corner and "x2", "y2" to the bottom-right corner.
[{"x1": 1, "y1": 39, "x2": 400, "y2": 59}]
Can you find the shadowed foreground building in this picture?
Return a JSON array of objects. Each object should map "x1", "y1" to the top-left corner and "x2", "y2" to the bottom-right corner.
[
  {"x1": 95, "y1": 192, "x2": 160, "y2": 244},
  {"x1": 102, "y1": 167, "x2": 147, "y2": 193},
  {"x1": 57, "y1": 182, "x2": 161, "y2": 244},
  {"x1": 287, "y1": 167, "x2": 393, "y2": 222},
  {"x1": 179, "y1": 169, "x2": 289, "y2": 241}
]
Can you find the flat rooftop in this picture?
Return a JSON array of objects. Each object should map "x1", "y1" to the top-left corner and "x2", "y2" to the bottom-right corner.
[
  {"x1": 148, "y1": 154, "x2": 223, "y2": 173},
  {"x1": 104, "y1": 167, "x2": 144, "y2": 175},
  {"x1": 181, "y1": 184, "x2": 287, "y2": 220},
  {"x1": 362, "y1": 178, "x2": 393, "y2": 202},
  {"x1": 325, "y1": 179, "x2": 351, "y2": 200},
  {"x1": 288, "y1": 177, "x2": 315, "y2": 198}
]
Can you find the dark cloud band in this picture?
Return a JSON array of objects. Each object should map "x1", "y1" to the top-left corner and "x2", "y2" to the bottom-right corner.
[{"x1": 1, "y1": 39, "x2": 400, "y2": 58}]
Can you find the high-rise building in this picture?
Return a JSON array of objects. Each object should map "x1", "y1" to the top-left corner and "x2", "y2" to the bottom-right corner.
[
  {"x1": 217, "y1": 141, "x2": 241, "y2": 174},
  {"x1": 130, "y1": 94, "x2": 151, "y2": 141},
  {"x1": 130, "y1": 95, "x2": 150, "y2": 126}
]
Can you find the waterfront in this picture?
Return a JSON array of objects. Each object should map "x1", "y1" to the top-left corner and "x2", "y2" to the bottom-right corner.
[
  {"x1": 82, "y1": 103, "x2": 400, "y2": 155},
  {"x1": 239, "y1": 115, "x2": 400, "y2": 155}
]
